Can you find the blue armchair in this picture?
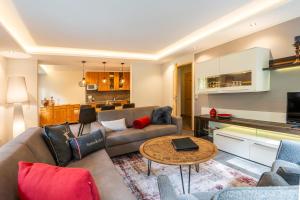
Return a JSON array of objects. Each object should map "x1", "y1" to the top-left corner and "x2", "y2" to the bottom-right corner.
[
  {"x1": 157, "y1": 174, "x2": 298, "y2": 200},
  {"x1": 157, "y1": 140, "x2": 300, "y2": 200}
]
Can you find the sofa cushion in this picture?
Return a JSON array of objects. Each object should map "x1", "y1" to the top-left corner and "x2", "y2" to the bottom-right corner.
[
  {"x1": 106, "y1": 128, "x2": 145, "y2": 147},
  {"x1": 18, "y1": 161, "x2": 100, "y2": 200},
  {"x1": 97, "y1": 106, "x2": 157, "y2": 128},
  {"x1": 277, "y1": 166, "x2": 300, "y2": 185},
  {"x1": 142, "y1": 124, "x2": 177, "y2": 137},
  {"x1": 67, "y1": 149, "x2": 135, "y2": 200},
  {"x1": 106, "y1": 124, "x2": 177, "y2": 147},
  {"x1": 0, "y1": 142, "x2": 38, "y2": 200},
  {"x1": 69, "y1": 129, "x2": 105, "y2": 160},
  {"x1": 13, "y1": 127, "x2": 56, "y2": 165},
  {"x1": 151, "y1": 106, "x2": 172, "y2": 124},
  {"x1": 101, "y1": 118, "x2": 127, "y2": 131},
  {"x1": 43, "y1": 123, "x2": 75, "y2": 166}
]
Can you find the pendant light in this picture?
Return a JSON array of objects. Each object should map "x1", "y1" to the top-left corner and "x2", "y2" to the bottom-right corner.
[
  {"x1": 79, "y1": 61, "x2": 86, "y2": 87},
  {"x1": 102, "y1": 61, "x2": 107, "y2": 83},
  {"x1": 120, "y1": 63, "x2": 125, "y2": 83}
]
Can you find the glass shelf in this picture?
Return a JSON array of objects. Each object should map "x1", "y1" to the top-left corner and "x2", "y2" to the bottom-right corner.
[{"x1": 198, "y1": 71, "x2": 252, "y2": 91}]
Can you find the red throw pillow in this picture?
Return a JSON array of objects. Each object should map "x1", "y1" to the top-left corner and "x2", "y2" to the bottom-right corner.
[
  {"x1": 133, "y1": 116, "x2": 151, "y2": 129},
  {"x1": 18, "y1": 161, "x2": 100, "y2": 200}
]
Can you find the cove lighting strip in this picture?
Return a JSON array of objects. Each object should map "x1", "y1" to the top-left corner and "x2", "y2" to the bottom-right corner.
[{"x1": 0, "y1": 0, "x2": 290, "y2": 60}]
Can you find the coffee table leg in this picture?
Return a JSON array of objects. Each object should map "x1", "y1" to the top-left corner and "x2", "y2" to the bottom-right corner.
[
  {"x1": 179, "y1": 165, "x2": 185, "y2": 194},
  {"x1": 188, "y1": 165, "x2": 191, "y2": 193},
  {"x1": 147, "y1": 160, "x2": 152, "y2": 176},
  {"x1": 195, "y1": 164, "x2": 199, "y2": 173}
]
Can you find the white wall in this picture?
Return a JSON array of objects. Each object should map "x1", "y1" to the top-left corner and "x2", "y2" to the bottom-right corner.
[
  {"x1": 0, "y1": 56, "x2": 7, "y2": 145},
  {"x1": 38, "y1": 65, "x2": 85, "y2": 105},
  {"x1": 161, "y1": 54, "x2": 194, "y2": 106},
  {"x1": 6, "y1": 59, "x2": 39, "y2": 137},
  {"x1": 130, "y1": 63, "x2": 163, "y2": 107}
]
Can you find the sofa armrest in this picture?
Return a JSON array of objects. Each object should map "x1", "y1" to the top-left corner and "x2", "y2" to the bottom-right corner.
[
  {"x1": 277, "y1": 166, "x2": 300, "y2": 185},
  {"x1": 276, "y1": 140, "x2": 300, "y2": 164},
  {"x1": 157, "y1": 175, "x2": 180, "y2": 200},
  {"x1": 171, "y1": 116, "x2": 182, "y2": 134},
  {"x1": 257, "y1": 172, "x2": 289, "y2": 187}
]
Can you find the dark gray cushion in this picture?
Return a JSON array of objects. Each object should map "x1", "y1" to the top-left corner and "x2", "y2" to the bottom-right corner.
[
  {"x1": 151, "y1": 106, "x2": 172, "y2": 124},
  {"x1": 43, "y1": 123, "x2": 75, "y2": 166},
  {"x1": 277, "y1": 166, "x2": 300, "y2": 185},
  {"x1": 256, "y1": 172, "x2": 289, "y2": 187},
  {"x1": 69, "y1": 129, "x2": 105, "y2": 160}
]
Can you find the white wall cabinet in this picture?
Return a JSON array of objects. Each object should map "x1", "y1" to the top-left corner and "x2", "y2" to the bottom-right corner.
[
  {"x1": 214, "y1": 127, "x2": 280, "y2": 167},
  {"x1": 195, "y1": 47, "x2": 270, "y2": 94}
]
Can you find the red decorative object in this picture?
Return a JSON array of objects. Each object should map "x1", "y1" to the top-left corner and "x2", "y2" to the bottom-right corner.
[
  {"x1": 133, "y1": 116, "x2": 151, "y2": 129},
  {"x1": 209, "y1": 108, "x2": 217, "y2": 118},
  {"x1": 18, "y1": 162, "x2": 100, "y2": 200},
  {"x1": 217, "y1": 114, "x2": 232, "y2": 119}
]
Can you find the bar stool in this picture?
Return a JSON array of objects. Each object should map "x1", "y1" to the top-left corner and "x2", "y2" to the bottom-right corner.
[
  {"x1": 123, "y1": 103, "x2": 135, "y2": 109},
  {"x1": 78, "y1": 107, "x2": 96, "y2": 137},
  {"x1": 101, "y1": 105, "x2": 115, "y2": 111}
]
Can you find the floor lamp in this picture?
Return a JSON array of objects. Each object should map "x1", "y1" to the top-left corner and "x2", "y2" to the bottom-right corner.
[{"x1": 6, "y1": 76, "x2": 28, "y2": 138}]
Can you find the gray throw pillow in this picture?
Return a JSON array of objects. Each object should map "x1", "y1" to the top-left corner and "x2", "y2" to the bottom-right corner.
[
  {"x1": 42, "y1": 123, "x2": 75, "y2": 166},
  {"x1": 277, "y1": 166, "x2": 300, "y2": 185},
  {"x1": 151, "y1": 106, "x2": 173, "y2": 124},
  {"x1": 69, "y1": 129, "x2": 105, "y2": 160}
]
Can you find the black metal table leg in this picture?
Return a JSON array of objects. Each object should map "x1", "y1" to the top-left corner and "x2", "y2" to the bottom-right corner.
[
  {"x1": 195, "y1": 164, "x2": 199, "y2": 173},
  {"x1": 188, "y1": 165, "x2": 191, "y2": 193},
  {"x1": 147, "y1": 160, "x2": 151, "y2": 176},
  {"x1": 179, "y1": 165, "x2": 185, "y2": 194}
]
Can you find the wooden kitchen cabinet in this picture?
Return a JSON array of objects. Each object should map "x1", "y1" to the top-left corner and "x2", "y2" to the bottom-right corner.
[
  {"x1": 98, "y1": 72, "x2": 110, "y2": 91},
  {"x1": 85, "y1": 72, "x2": 98, "y2": 85},
  {"x1": 39, "y1": 104, "x2": 80, "y2": 126}
]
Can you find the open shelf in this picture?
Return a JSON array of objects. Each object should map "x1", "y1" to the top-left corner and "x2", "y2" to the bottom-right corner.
[{"x1": 264, "y1": 55, "x2": 300, "y2": 70}]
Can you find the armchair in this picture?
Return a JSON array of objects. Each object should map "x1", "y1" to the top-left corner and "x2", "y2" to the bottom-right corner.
[
  {"x1": 271, "y1": 140, "x2": 300, "y2": 185},
  {"x1": 157, "y1": 173, "x2": 298, "y2": 200}
]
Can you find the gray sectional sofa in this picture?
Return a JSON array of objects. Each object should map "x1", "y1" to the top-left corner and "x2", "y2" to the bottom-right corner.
[
  {"x1": 97, "y1": 106, "x2": 182, "y2": 157},
  {"x1": 0, "y1": 106, "x2": 182, "y2": 200}
]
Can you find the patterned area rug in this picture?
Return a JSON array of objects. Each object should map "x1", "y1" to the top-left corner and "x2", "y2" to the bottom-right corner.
[{"x1": 112, "y1": 153, "x2": 257, "y2": 200}]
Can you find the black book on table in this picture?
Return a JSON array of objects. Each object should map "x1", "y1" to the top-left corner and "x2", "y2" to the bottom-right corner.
[{"x1": 171, "y1": 137, "x2": 199, "y2": 151}]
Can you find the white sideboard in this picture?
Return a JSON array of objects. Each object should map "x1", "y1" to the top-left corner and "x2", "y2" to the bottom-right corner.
[
  {"x1": 195, "y1": 47, "x2": 270, "y2": 94},
  {"x1": 213, "y1": 127, "x2": 280, "y2": 166}
]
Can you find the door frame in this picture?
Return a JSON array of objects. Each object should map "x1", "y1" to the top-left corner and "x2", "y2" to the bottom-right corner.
[{"x1": 173, "y1": 62, "x2": 194, "y2": 130}]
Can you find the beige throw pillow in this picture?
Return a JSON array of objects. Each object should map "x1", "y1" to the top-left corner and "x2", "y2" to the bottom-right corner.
[{"x1": 101, "y1": 118, "x2": 127, "y2": 131}]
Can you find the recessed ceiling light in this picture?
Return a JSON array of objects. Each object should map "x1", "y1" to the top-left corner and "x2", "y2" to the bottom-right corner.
[{"x1": 0, "y1": 50, "x2": 32, "y2": 59}]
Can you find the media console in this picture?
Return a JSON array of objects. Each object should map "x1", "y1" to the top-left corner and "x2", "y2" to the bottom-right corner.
[{"x1": 194, "y1": 115, "x2": 300, "y2": 166}]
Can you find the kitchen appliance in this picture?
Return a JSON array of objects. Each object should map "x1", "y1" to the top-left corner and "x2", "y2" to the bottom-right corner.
[
  {"x1": 86, "y1": 84, "x2": 98, "y2": 90},
  {"x1": 287, "y1": 92, "x2": 300, "y2": 124}
]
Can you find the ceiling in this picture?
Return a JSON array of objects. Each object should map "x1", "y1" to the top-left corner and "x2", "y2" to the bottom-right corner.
[
  {"x1": 0, "y1": 0, "x2": 300, "y2": 62},
  {"x1": 11, "y1": 0, "x2": 249, "y2": 53}
]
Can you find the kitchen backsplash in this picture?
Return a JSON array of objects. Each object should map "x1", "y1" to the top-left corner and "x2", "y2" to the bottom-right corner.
[{"x1": 86, "y1": 90, "x2": 130, "y2": 102}]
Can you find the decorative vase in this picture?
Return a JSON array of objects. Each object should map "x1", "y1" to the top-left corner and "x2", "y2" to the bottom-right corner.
[{"x1": 210, "y1": 108, "x2": 217, "y2": 118}]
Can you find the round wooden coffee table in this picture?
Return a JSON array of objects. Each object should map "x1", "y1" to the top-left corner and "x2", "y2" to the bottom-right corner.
[{"x1": 139, "y1": 135, "x2": 218, "y2": 194}]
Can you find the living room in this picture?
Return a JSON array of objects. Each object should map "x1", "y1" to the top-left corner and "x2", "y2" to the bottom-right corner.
[{"x1": 0, "y1": 1, "x2": 300, "y2": 200}]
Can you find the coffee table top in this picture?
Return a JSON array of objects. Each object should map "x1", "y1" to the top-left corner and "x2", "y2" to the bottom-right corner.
[{"x1": 139, "y1": 135, "x2": 218, "y2": 165}]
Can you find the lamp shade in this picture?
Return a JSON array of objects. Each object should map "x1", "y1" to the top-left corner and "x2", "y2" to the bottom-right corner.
[{"x1": 6, "y1": 76, "x2": 28, "y2": 104}]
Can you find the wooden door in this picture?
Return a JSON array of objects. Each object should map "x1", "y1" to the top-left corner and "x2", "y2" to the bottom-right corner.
[
  {"x1": 86, "y1": 72, "x2": 98, "y2": 84},
  {"x1": 123, "y1": 72, "x2": 130, "y2": 90},
  {"x1": 114, "y1": 72, "x2": 120, "y2": 90},
  {"x1": 40, "y1": 107, "x2": 53, "y2": 126},
  {"x1": 184, "y1": 71, "x2": 192, "y2": 116},
  {"x1": 98, "y1": 72, "x2": 110, "y2": 91},
  {"x1": 67, "y1": 104, "x2": 80, "y2": 123},
  {"x1": 53, "y1": 106, "x2": 67, "y2": 125}
]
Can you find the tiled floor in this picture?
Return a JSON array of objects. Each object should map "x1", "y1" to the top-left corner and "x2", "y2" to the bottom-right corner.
[{"x1": 181, "y1": 130, "x2": 270, "y2": 179}]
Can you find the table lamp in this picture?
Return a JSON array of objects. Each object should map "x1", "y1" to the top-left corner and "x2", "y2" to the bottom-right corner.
[{"x1": 6, "y1": 76, "x2": 28, "y2": 138}]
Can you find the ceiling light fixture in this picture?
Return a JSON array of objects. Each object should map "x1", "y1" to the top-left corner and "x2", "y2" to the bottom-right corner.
[
  {"x1": 78, "y1": 61, "x2": 86, "y2": 87},
  {"x1": 0, "y1": 0, "x2": 289, "y2": 60},
  {"x1": 102, "y1": 61, "x2": 107, "y2": 83}
]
